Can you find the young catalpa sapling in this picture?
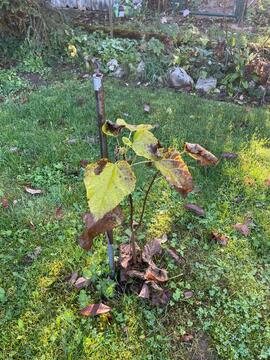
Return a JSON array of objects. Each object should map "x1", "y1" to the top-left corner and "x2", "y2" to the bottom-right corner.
[{"x1": 79, "y1": 118, "x2": 218, "y2": 265}]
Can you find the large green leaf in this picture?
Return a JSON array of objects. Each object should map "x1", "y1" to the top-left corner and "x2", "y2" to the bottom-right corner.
[
  {"x1": 131, "y1": 129, "x2": 162, "y2": 160},
  {"x1": 84, "y1": 159, "x2": 136, "y2": 220},
  {"x1": 154, "y1": 148, "x2": 193, "y2": 196}
]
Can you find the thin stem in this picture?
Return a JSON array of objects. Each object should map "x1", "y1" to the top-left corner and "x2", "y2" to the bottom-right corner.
[
  {"x1": 131, "y1": 160, "x2": 152, "y2": 167},
  {"x1": 129, "y1": 194, "x2": 137, "y2": 264},
  {"x1": 137, "y1": 171, "x2": 159, "y2": 231}
]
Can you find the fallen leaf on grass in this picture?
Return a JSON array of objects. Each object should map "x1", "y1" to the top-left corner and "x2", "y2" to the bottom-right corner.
[
  {"x1": 74, "y1": 277, "x2": 90, "y2": 289},
  {"x1": 25, "y1": 187, "x2": 43, "y2": 195},
  {"x1": 233, "y1": 223, "x2": 250, "y2": 236},
  {"x1": 138, "y1": 283, "x2": 150, "y2": 299},
  {"x1": 55, "y1": 206, "x2": 63, "y2": 220},
  {"x1": 244, "y1": 177, "x2": 255, "y2": 186},
  {"x1": 126, "y1": 270, "x2": 145, "y2": 280},
  {"x1": 265, "y1": 176, "x2": 270, "y2": 186},
  {"x1": 151, "y1": 289, "x2": 170, "y2": 306},
  {"x1": 184, "y1": 203, "x2": 205, "y2": 216},
  {"x1": 182, "y1": 334, "x2": 194, "y2": 342},
  {"x1": 184, "y1": 290, "x2": 194, "y2": 299},
  {"x1": 143, "y1": 104, "x2": 150, "y2": 113},
  {"x1": 220, "y1": 152, "x2": 238, "y2": 159},
  {"x1": 68, "y1": 272, "x2": 78, "y2": 286},
  {"x1": 145, "y1": 265, "x2": 168, "y2": 282},
  {"x1": 166, "y1": 248, "x2": 183, "y2": 265},
  {"x1": 119, "y1": 243, "x2": 140, "y2": 270},
  {"x1": 80, "y1": 303, "x2": 111, "y2": 316},
  {"x1": 211, "y1": 231, "x2": 229, "y2": 246},
  {"x1": 184, "y1": 143, "x2": 218, "y2": 166},
  {"x1": 1, "y1": 198, "x2": 9, "y2": 209},
  {"x1": 142, "y1": 238, "x2": 164, "y2": 264},
  {"x1": 29, "y1": 221, "x2": 35, "y2": 231}
]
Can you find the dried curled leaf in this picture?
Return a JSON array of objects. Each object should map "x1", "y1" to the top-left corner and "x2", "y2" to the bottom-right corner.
[
  {"x1": 25, "y1": 187, "x2": 43, "y2": 195},
  {"x1": 233, "y1": 223, "x2": 250, "y2": 236},
  {"x1": 116, "y1": 118, "x2": 154, "y2": 132},
  {"x1": 154, "y1": 148, "x2": 193, "y2": 197},
  {"x1": 184, "y1": 143, "x2": 218, "y2": 166},
  {"x1": 102, "y1": 120, "x2": 125, "y2": 137},
  {"x1": 184, "y1": 203, "x2": 205, "y2": 217},
  {"x1": 84, "y1": 159, "x2": 136, "y2": 221},
  {"x1": 142, "y1": 238, "x2": 163, "y2": 264},
  {"x1": 211, "y1": 231, "x2": 229, "y2": 246},
  {"x1": 119, "y1": 243, "x2": 141, "y2": 270},
  {"x1": 79, "y1": 207, "x2": 124, "y2": 251},
  {"x1": 145, "y1": 265, "x2": 168, "y2": 282},
  {"x1": 138, "y1": 283, "x2": 150, "y2": 299},
  {"x1": 80, "y1": 303, "x2": 111, "y2": 316}
]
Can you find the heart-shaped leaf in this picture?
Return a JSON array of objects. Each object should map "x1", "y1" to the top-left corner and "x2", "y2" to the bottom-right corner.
[
  {"x1": 84, "y1": 159, "x2": 136, "y2": 221},
  {"x1": 154, "y1": 148, "x2": 193, "y2": 196},
  {"x1": 184, "y1": 143, "x2": 218, "y2": 166},
  {"x1": 131, "y1": 129, "x2": 161, "y2": 160}
]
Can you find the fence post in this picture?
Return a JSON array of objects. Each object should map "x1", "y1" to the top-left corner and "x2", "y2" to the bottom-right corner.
[{"x1": 92, "y1": 72, "x2": 115, "y2": 277}]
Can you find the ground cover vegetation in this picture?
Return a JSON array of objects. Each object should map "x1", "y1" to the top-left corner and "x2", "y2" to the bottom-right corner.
[{"x1": 0, "y1": 1, "x2": 270, "y2": 359}]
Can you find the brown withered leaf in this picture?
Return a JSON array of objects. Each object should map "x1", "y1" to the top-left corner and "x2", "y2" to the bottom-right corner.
[
  {"x1": 80, "y1": 303, "x2": 111, "y2": 316},
  {"x1": 55, "y1": 206, "x2": 63, "y2": 220},
  {"x1": 68, "y1": 271, "x2": 78, "y2": 286},
  {"x1": 184, "y1": 143, "x2": 218, "y2": 166},
  {"x1": 220, "y1": 152, "x2": 238, "y2": 159},
  {"x1": 126, "y1": 270, "x2": 145, "y2": 280},
  {"x1": 79, "y1": 206, "x2": 124, "y2": 251},
  {"x1": 182, "y1": 334, "x2": 194, "y2": 342},
  {"x1": 265, "y1": 176, "x2": 270, "y2": 186},
  {"x1": 184, "y1": 203, "x2": 205, "y2": 217},
  {"x1": 166, "y1": 248, "x2": 183, "y2": 265},
  {"x1": 74, "y1": 277, "x2": 90, "y2": 289},
  {"x1": 184, "y1": 290, "x2": 194, "y2": 299},
  {"x1": 154, "y1": 148, "x2": 193, "y2": 197},
  {"x1": 25, "y1": 187, "x2": 43, "y2": 195},
  {"x1": 145, "y1": 265, "x2": 168, "y2": 282},
  {"x1": 211, "y1": 231, "x2": 229, "y2": 246},
  {"x1": 1, "y1": 198, "x2": 9, "y2": 209},
  {"x1": 138, "y1": 283, "x2": 150, "y2": 299},
  {"x1": 151, "y1": 289, "x2": 170, "y2": 306},
  {"x1": 119, "y1": 243, "x2": 140, "y2": 270},
  {"x1": 142, "y1": 238, "x2": 164, "y2": 264},
  {"x1": 233, "y1": 223, "x2": 250, "y2": 236}
]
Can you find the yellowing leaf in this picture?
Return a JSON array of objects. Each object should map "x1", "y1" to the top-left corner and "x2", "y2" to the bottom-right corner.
[
  {"x1": 84, "y1": 159, "x2": 136, "y2": 221},
  {"x1": 116, "y1": 118, "x2": 154, "y2": 132},
  {"x1": 154, "y1": 148, "x2": 193, "y2": 196},
  {"x1": 184, "y1": 143, "x2": 218, "y2": 166},
  {"x1": 102, "y1": 121, "x2": 125, "y2": 137},
  {"x1": 132, "y1": 129, "x2": 161, "y2": 160},
  {"x1": 122, "y1": 136, "x2": 133, "y2": 147}
]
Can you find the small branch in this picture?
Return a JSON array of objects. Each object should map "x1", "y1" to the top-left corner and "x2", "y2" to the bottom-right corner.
[
  {"x1": 137, "y1": 171, "x2": 159, "y2": 231},
  {"x1": 129, "y1": 194, "x2": 134, "y2": 233}
]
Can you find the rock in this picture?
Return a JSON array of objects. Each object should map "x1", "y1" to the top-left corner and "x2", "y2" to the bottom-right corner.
[
  {"x1": 107, "y1": 59, "x2": 119, "y2": 72},
  {"x1": 113, "y1": 66, "x2": 126, "y2": 79},
  {"x1": 136, "y1": 61, "x2": 145, "y2": 79},
  {"x1": 169, "y1": 67, "x2": 194, "y2": 89},
  {"x1": 195, "y1": 77, "x2": 217, "y2": 93}
]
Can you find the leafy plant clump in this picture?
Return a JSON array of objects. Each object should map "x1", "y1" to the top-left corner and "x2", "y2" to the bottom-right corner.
[{"x1": 79, "y1": 118, "x2": 218, "y2": 296}]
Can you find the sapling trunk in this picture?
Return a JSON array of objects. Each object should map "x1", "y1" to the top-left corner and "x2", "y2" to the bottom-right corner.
[{"x1": 129, "y1": 194, "x2": 137, "y2": 264}]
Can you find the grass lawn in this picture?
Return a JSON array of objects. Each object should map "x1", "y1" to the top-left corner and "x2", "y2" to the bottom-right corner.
[{"x1": 0, "y1": 79, "x2": 270, "y2": 360}]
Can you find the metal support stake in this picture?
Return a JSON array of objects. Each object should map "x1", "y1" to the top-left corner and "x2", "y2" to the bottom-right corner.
[{"x1": 92, "y1": 72, "x2": 115, "y2": 277}]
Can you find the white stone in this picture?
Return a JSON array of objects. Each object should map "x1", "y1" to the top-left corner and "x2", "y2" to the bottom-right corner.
[
  {"x1": 195, "y1": 77, "x2": 217, "y2": 93},
  {"x1": 169, "y1": 67, "x2": 194, "y2": 89}
]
